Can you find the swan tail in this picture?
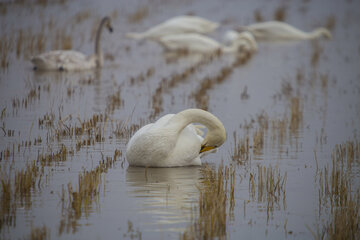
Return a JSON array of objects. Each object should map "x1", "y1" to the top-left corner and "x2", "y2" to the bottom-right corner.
[{"x1": 126, "y1": 32, "x2": 145, "y2": 39}]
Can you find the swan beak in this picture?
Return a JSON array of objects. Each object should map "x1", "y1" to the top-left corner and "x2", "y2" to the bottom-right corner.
[
  {"x1": 200, "y1": 145, "x2": 216, "y2": 153},
  {"x1": 108, "y1": 26, "x2": 113, "y2": 33}
]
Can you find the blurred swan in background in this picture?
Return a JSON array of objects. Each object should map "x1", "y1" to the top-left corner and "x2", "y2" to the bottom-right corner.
[
  {"x1": 223, "y1": 30, "x2": 258, "y2": 53},
  {"x1": 126, "y1": 15, "x2": 219, "y2": 40},
  {"x1": 31, "y1": 17, "x2": 113, "y2": 71},
  {"x1": 126, "y1": 109, "x2": 226, "y2": 167},
  {"x1": 157, "y1": 33, "x2": 254, "y2": 54},
  {"x1": 237, "y1": 21, "x2": 331, "y2": 41}
]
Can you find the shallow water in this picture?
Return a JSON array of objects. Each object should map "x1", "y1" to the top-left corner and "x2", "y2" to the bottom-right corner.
[{"x1": 0, "y1": 0, "x2": 360, "y2": 239}]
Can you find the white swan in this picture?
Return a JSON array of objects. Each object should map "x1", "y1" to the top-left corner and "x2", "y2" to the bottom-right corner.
[
  {"x1": 223, "y1": 30, "x2": 258, "y2": 53},
  {"x1": 157, "y1": 33, "x2": 251, "y2": 54},
  {"x1": 126, "y1": 15, "x2": 219, "y2": 40},
  {"x1": 126, "y1": 109, "x2": 226, "y2": 167},
  {"x1": 31, "y1": 17, "x2": 113, "y2": 71},
  {"x1": 238, "y1": 21, "x2": 331, "y2": 41}
]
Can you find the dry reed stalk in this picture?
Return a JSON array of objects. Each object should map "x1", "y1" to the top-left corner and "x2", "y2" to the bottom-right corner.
[{"x1": 181, "y1": 164, "x2": 235, "y2": 239}]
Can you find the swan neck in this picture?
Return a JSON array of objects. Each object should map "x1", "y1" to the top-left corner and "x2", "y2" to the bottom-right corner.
[
  {"x1": 167, "y1": 109, "x2": 223, "y2": 134},
  {"x1": 95, "y1": 18, "x2": 108, "y2": 66}
]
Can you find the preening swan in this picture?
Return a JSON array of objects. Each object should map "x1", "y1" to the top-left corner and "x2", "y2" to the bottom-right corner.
[
  {"x1": 224, "y1": 30, "x2": 258, "y2": 53},
  {"x1": 126, "y1": 15, "x2": 219, "y2": 40},
  {"x1": 157, "y1": 33, "x2": 251, "y2": 54},
  {"x1": 126, "y1": 109, "x2": 226, "y2": 167},
  {"x1": 238, "y1": 21, "x2": 331, "y2": 41},
  {"x1": 31, "y1": 17, "x2": 113, "y2": 71}
]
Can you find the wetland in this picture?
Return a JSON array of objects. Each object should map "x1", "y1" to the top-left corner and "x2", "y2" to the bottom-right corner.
[{"x1": 0, "y1": 0, "x2": 359, "y2": 239}]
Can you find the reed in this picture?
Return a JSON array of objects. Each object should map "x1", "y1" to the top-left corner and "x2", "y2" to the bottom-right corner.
[
  {"x1": 59, "y1": 150, "x2": 122, "y2": 234},
  {"x1": 314, "y1": 139, "x2": 360, "y2": 239},
  {"x1": 274, "y1": 6, "x2": 287, "y2": 21},
  {"x1": 30, "y1": 225, "x2": 49, "y2": 240},
  {"x1": 181, "y1": 164, "x2": 235, "y2": 239},
  {"x1": 249, "y1": 165, "x2": 287, "y2": 221},
  {"x1": 151, "y1": 54, "x2": 216, "y2": 118},
  {"x1": 252, "y1": 128, "x2": 264, "y2": 156},
  {"x1": 253, "y1": 9, "x2": 263, "y2": 22},
  {"x1": 231, "y1": 131, "x2": 250, "y2": 164},
  {"x1": 106, "y1": 86, "x2": 123, "y2": 113},
  {"x1": 128, "y1": 6, "x2": 149, "y2": 23}
]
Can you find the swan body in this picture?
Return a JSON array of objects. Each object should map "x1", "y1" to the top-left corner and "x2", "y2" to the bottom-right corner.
[
  {"x1": 157, "y1": 33, "x2": 249, "y2": 54},
  {"x1": 224, "y1": 30, "x2": 258, "y2": 53},
  {"x1": 32, "y1": 17, "x2": 113, "y2": 71},
  {"x1": 126, "y1": 109, "x2": 226, "y2": 167},
  {"x1": 126, "y1": 15, "x2": 219, "y2": 40},
  {"x1": 239, "y1": 21, "x2": 331, "y2": 41}
]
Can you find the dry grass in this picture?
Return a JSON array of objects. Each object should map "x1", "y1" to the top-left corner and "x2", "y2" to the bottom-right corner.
[
  {"x1": 0, "y1": 35, "x2": 13, "y2": 69},
  {"x1": 314, "y1": 139, "x2": 360, "y2": 239},
  {"x1": 231, "y1": 132, "x2": 250, "y2": 164},
  {"x1": 289, "y1": 97, "x2": 303, "y2": 135},
  {"x1": 151, "y1": 54, "x2": 217, "y2": 118},
  {"x1": 253, "y1": 9, "x2": 263, "y2": 22},
  {"x1": 30, "y1": 225, "x2": 49, "y2": 240},
  {"x1": 325, "y1": 15, "x2": 336, "y2": 31},
  {"x1": 311, "y1": 41, "x2": 323, "y2": 67},
  {"x1": 37, "y1": 144, "x2": 67, "y2": 167},
  {"x1": 74, "y1": 10, "x2": 91, "y2": 24},
  {"x1": 249, "y1": 165, "x2": 287, "y2": 221},
  {"x1": 253, "y1": 128, "x2": 265, "y2": 156},
  {"x1": 181, "y1": 164, "x2": 235, "y2": 240},
  {"x1": 106, "y1": 86, "x2": 124, "y2": 113},
  {"x1": 0, "y1": 160, "x2": 44, "y2": 229},
  {"x1": 59, "y1": 149, "x2": 122, "y2": 234},
  {"x1": 274, "y1": 6, "x2": 287, "y2": 21},
  {"x1": 128, "y1": 6, "x2": 149, "y2": 23}
]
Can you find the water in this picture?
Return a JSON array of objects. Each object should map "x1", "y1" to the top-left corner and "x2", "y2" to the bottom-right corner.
[{"x1": 0, "y1": 0, "x2": 359, "y2": 239}]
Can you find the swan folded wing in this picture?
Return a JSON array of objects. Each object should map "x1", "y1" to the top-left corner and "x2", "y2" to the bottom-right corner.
[
  {"x1": 32, "y1": 50, "x2": 95, "y2": 70},
  {"x1": 159, "y1": 34, "x2": 220, "y2": 53},
  {"x1": 57, "y1": 51, "x2": 96, "y2": 70}
]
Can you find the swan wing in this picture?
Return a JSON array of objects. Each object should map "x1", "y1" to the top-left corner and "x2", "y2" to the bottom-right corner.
[
  {"x1": 167, "y1": 123, "x2": 203, "y2": 166},
  {"x1": 126, "y1": 113, "x2": 206, "y2": 167},
  {"x1": 32, "y1": 50, "x2": 95, "y2": 70},
  {"x1": 159, "y1": 34, "x2": 221, "y2": 53},
  {"x1": 131, "y1": 16, "x2": 218, "y2": 40},
  {"x1": 247, "y1": 21, "x2": 309, "y2": 41}
]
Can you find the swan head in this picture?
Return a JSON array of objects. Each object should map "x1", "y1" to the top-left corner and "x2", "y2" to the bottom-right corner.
[
  {"x1": 102, "y1": 16, "x2": 113, "y2": 33},
  {"x1": 200, "y1": 125, "x2": 226, "y2": 153},
  {"x1": 313, "y1": 27, "x2": 331, "y2": 39}
]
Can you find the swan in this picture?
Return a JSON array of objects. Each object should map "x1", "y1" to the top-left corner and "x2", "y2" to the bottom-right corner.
[
  {"x1": 223, "y1": 30, "x2": 258, "y2": 53},
  {"x1": 157, "y1": 33, "x2": 251, "y2": 54},
  {"x1": 126, "y1": 15, "x2": 219, "y2": 40},
  {"x1": 237, "y1": 21, "x2": 331, "y2": 41},
  {"x1": 31, "y1": 16, "x2": 113, "y2": 71},
  {"x1": 126, "y1": 109, "x2": 226, "y2": 167}
]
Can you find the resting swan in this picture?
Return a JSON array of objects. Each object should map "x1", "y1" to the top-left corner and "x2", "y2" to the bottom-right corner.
[
  {"x1": 238, "y1": 21, "x2": 331, "y2": 41},
  {"x1": 126, "y1": 109, "x2": 226, "y2": 167},
  {"x1": 31, "y1": 17, "x2": 113, "y2": 71},
  {"x1": 126, "y1": 15, "x2": 219, "y2": 40},
  {"x1": 157, "y1": 33, "x2": 252, "y2": 54}
]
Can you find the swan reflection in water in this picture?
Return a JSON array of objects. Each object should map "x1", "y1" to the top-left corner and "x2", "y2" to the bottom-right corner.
[{"x1": 126, "y1": 166, "x2": 202, "y2": 231}]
